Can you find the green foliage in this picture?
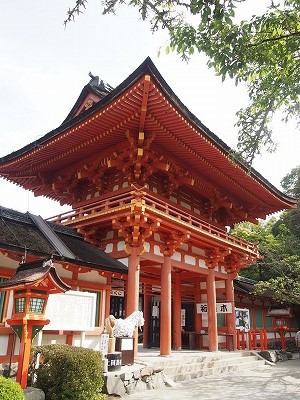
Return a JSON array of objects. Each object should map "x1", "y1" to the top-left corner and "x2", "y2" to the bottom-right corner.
[
  {"x1": 65, "y1": 0, "x2": 300, "y2": 164},
  {"x1": 232, "y1": 167, "x2": 300, "y2": 303},
  {"x1": 280, "y1": 165, "x2": 300, "y2": 199},
  {"x1": 31, "y1": 344, "x2": 106, "y2": 400},
  {"x1": 0, "y1": 375, "x2": 24, "y2": 400},
  {"x1": 255, "y1": 275, "x2": 300, "y2": 304},
  {"x1": 231, "y1": 219, "x2": 283, "y2": 281}
]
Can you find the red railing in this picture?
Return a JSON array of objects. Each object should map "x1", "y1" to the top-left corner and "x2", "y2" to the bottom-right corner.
[
  {"x1": 236, "y1": 329, "x2": 268, "y2": 351},
  {"x1": 47, "y1": 187, "x2": 257, "y2": 254}
]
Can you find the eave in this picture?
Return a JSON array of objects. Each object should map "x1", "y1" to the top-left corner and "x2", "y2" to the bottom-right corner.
[{"x1": 0, "y1": 57, "x2": 296, "y2": 217}]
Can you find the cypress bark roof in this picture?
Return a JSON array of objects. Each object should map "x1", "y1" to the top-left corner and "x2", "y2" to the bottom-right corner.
[
  {"x1": 0, "y1": 206, "x2": 127, "y2": 273},
  {"x1": 0, "y1": 259, "x2": 71, "y2": 292}
]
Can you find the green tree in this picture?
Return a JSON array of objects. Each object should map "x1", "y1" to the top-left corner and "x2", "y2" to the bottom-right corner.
[
  {"x1": 280, "y1": 165, "x2": 300, "y2": 199},
  {"x1": 65, "y1": 0, "x2": 300, "y2": 165},
  {"x1": 231, "y1": 218, "x2": 284, "y2": 281},
  {"x1": 233, "y1": 166, "x2": 300, "y2": 303}
]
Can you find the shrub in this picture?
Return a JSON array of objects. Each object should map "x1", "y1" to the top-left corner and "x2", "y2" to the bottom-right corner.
[
  {"x1": 31, "y1": 344, "x2": 106, "y2": 400},
  {"x1": 0, "y1": 375, "x2": 24, "y2": 400}
]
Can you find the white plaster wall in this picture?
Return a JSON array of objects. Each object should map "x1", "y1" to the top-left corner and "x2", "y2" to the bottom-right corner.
[
  {"x1": 5, "y1": 291, "x2": 14, "y2": 321},
  {"x1": 117, "y1": 241, "x2": 125, "y2": 251},
  {"x1": 179, "y1": 243, "x2": 188, "y2": 252},
  {"x1": 215, "y1": 281, "x2": 225, "y2": 289},
  {"x1": 154, "y1": 233, "x2": 160, "y2": 241},
  {"x1": 220, "y1": 266, "x2": 227, "y2": 274},
  {"x1": 201, "y1": 314, "x2": 208, "y2": 328},
  {"x1": 53, "y1": 264, "x2": 73, "y2": 280},
  {"x1": 171, "y1": 252, "x2": 181, "y2": 261},
  {"x1": 105, "y1": 231, "x2": 114, "y2": 239},
  {"x1": 0, "y1": 253, "x2": 19, "y2": 269},
  {"x1": 105, "y1": 243, "x2": 113, "y2": 253},
  {"x1": 0, "y1": 336, "x2": 8, "y2": 355},
  {"x1": 201, "y1": 294, "x2": 208, "y2": 302},
  {"x1": 192, "y1": 246, "x2": 205, "y2": 256},
  {"x1": 32, "y1": 334, "x2": 67, "y2": 346},
  {"x1": 198, "y1": 259, "x2": 206, "y2": 268},
  {"x1": 184, "y1": 255, "x2": 196, "y2": 265},
  {"x1": 144, "y1": 242, "x2": 150, "y2": 252},
  {"x1": 180, "y1": 201, "x2": 191, "y2": 210},
  {"x1": 154, "y1": 245, "x2": 163, "y2": 257},
  {"x1": 76, "y1": 270, "x2": 107, "y2": 284},
  {"x1": 73, "y1": 335, "x2": 101, "y2": 350},
  {"x1": 14, "y1": 340, "x2": 20, "y2": 355}
]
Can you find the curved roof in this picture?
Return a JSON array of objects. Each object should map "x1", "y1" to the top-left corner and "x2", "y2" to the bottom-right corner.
[
  {"x1": 0, "y1": 259, "x2": 71, "y2": 293},
  {"x1": 0, "y1": 57, "x2": 296, "y2": 217}
]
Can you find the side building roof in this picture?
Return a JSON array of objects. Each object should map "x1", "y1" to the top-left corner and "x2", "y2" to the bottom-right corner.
[{"x1": 0, "y1": 206, "x2": 127, "y2": 273}]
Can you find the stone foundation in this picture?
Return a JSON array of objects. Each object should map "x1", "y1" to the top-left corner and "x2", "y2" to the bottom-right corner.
[
  {"x1": 105, "y1": 365, "x2": 170, "y2": 396},
  {"x1": 0, "y1": 362, "x2": 18, "y2": 377}
]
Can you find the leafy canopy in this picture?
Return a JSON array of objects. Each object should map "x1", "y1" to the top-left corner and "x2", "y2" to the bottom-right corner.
[
  {"x1": 232, "y1": 166, "x2": 300, "y2": 304},
  {"x1": 65, "y1": 0, "x2": 300, "y2": 164}
]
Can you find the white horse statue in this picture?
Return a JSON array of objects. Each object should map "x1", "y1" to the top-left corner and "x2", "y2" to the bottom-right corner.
[{"x1": 113, "y1": 311, "x2": 144, "y2": 338}]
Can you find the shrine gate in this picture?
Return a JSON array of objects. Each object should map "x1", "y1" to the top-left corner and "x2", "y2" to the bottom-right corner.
[{"x1": 0, "y1": 58, "x2": 296, "y2": 355}]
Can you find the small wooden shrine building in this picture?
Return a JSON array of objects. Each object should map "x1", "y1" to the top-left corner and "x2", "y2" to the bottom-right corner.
[{"x1": 0, "y1": 58, "x2": 297, "y2": 355}]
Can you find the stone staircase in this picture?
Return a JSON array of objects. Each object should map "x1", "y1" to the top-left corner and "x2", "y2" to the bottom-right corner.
[
  {"x1": 105, "y1": 351, "x2": 269, "y2": 396},
  {"x1": 142, "y1": 351, "x2": 267, "y2": 383}
]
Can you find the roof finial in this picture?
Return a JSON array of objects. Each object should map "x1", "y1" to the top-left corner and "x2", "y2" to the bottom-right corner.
[{"x1": 88, "y1": 71, "x2": 99, "y2": 87}]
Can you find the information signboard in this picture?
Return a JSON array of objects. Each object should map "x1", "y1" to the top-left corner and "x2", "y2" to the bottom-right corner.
[{"x1": 45, "y1": 290, "x2": 97, "y2": 331}]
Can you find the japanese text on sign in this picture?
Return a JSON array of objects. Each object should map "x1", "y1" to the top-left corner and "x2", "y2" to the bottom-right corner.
[{"x1": 196, "y1": 302, "x2": 232, "y2": 314}]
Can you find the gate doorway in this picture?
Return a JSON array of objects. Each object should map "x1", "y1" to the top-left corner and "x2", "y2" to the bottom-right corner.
[
  {"x1": 148, "y1": 299, "x2": 160, "y2": 348},
  {"x1": 110, "y1": 296, "x2": 125, "y2": 318},
  {"x1": 181, "y1": 303, "x2": 195, "y2": 348}
]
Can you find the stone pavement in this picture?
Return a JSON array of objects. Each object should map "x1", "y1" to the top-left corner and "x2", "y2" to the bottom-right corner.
[{"x1": 111, "y1": 356, "x2": 300, "y2": 400}]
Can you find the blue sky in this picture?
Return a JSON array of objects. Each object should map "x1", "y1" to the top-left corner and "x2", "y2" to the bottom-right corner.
[{"x1": 0, "y1": 1, "x2": 299, "y2": 218}]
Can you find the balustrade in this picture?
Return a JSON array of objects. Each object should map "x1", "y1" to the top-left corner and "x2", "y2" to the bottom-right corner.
[{"x1": 47, "y1": 187, "x2": 257, "y2": 254}]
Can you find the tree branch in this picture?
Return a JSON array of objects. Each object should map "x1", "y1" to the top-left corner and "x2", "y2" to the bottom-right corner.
[{"x1": 248, "y1": 31, "x2": 300, "y2": 48}]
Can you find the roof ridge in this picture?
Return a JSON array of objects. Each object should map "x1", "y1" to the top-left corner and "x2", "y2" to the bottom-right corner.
[{"x1": 28, "y1": 213, "x2": 76, "y2": 259}]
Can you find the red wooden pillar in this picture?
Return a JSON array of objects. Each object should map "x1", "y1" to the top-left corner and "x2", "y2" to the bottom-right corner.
[
  {"x1": 66, "y1": 333, "x2": 73, "y2": 346},
  {"x1": 126, "y1": 245, "x2": 142, "y2": 357},
  {"x1": 207, "y1": 268, "x2": 218, "y2": 351},
  {"x1": 225, "y1": 276, "x2": 237, "y2": 349},
  {"x1": 126, "y1": 246, "x2": 141, "y2": 315},
  {"x1": 71, "y1": 270, "x2": 79, "y2": 290},
  {"x1": 105, "y1": 275, "x2": 112, "y2": 318},
  {"x1": 194, "y1": 278, "x2": 202, "y2": 335},
  {"x1": 160, "y1": 255, "x2": 172, "y2": 356},
  {"x1": 173, "y1": 271, "x2": 182, "y2": 350},
  {"x1": 16, "y1": 321, "x2": 33, "y2": 388}
]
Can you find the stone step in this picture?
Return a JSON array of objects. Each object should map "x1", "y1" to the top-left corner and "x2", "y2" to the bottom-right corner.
[
  {"x1": 162, "y1": 355, "x2": 260, "y2": 375},
  {"x1": 104, "y1": 351, "x2": 268, "y2": 395},
  {"x1": 158, "y1": 354, "x2": 267, "y2": 383},
  {"x1": 143, "y1": 351, "x2": 253, "y2": 369},
  {"x1": 170, "y1": 360, "x2": 267, "y2": 382}
]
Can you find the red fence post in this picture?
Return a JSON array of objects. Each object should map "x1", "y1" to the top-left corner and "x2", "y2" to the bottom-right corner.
[{"x1": 236, "y1": 329, "x2": 240, "y2": 350}]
